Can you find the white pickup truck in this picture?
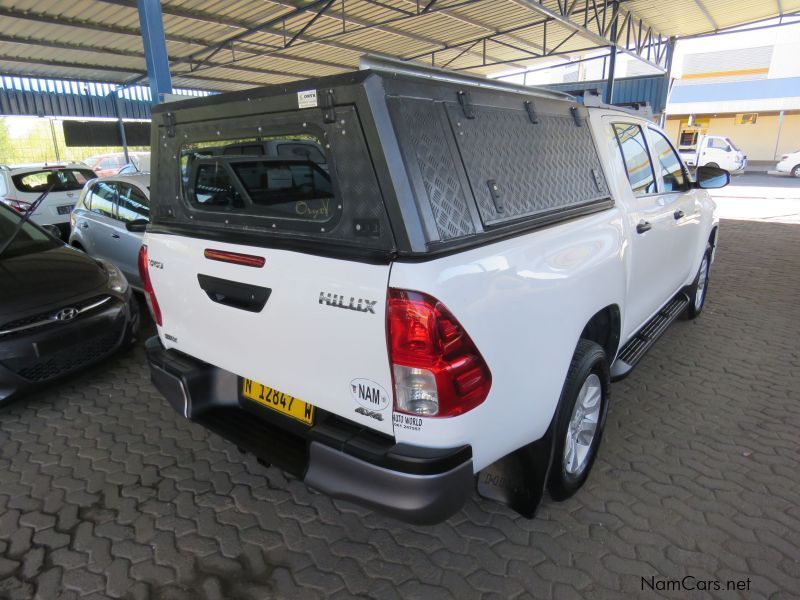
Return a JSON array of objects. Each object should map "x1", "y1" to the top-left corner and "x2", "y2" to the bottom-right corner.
[
  {"x1": 141, "y1": 57, "x2": 725, "y2": 524},
  {"x1": 678, "y1": 133, "x2": 747, "y2": 175}
]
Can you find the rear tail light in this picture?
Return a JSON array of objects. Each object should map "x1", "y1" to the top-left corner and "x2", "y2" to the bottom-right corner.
[
  {"x1": 1, "y1": 198, "x2": 32, "y2": 213},
  {"x1": 781, "y1": 154, "x2": 789, "y2": 161},
  {"x1": 387, "y1": 289, "x2": 491, "y2": 417},
  {"x1": 137, "y1": 244, "x2": 162, "y2": 326}
]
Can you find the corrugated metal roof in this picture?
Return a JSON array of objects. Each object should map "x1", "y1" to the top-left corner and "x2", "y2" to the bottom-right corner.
[{"x1": 0, "y1": 0, "x2": 795, "y2": 94}]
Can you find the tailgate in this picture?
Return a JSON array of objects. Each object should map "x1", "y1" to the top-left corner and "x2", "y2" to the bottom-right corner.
[{"x1": 146, "y1": 233, "x2": 395, "y2": 435}]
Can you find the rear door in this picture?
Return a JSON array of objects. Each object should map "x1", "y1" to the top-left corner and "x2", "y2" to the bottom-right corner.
[
  {"x1": 146, "y1": 104, "x2": 396, "y2": 435},
  {"x1": 109, "y1": 181, "x2": 148, "y2": 287},
  {"x1": 78, "y1": 180, "x2": 120, "y2": 261}
]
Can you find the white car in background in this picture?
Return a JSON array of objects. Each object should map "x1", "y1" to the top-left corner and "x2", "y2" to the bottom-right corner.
[
  {"x1": 0, "y1": 163, "x2": 97, "y2": 239},
  {"x1": 775, "y1": 150, "x2": 800, "y2": 178}
]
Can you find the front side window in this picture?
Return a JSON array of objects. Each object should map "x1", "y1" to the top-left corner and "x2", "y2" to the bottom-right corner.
[
  {"x1": 90, "y1": 181, "x2": 116, "y2": 218},
  {"x1": 612, "y1": 123, "x2": 656, "y2": 196},
  {"x1": 182, "y1": 135, "x2": 335, "y2": 224},
  {"x1": 116, "y1": 183, "x2": 150, "y2": 222},
  {"x1": 12, "y1": 168, "x2": 96, "y2": 193},
  {"x1": 649, "y1": 129, "x2": 688, "y2": 192},
  {"x1": 708, "y1": 137, "x2": 729, "y2": 151}
]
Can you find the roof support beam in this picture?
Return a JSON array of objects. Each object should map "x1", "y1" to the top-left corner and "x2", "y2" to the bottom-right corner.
[
  {"x1": 285, "y1": 0, "x2": 337, "y2": 48},
  {"x1": 514, "y1": 0, "x2": 667, "y2": 72},
  {"x1": 0, "y1": 55, "x2": 277, "y2": 89},
  {"x1": 0, "y1": 35, "x2": 331, "y2": 81},
  {"x1": 693, "y1": 0, "x2": 719, "y2": 31}
]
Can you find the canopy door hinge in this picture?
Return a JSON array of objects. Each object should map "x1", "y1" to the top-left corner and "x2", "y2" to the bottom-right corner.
[
  {"x1": 320, "y1": 88, "x2": 336, "y2": 124},
  {"x1": 457, "y1": 90, "x2": 475, "y2": 119},
  {"x1": 524, "y1": 100, "x2": 539, "y2": 124}
]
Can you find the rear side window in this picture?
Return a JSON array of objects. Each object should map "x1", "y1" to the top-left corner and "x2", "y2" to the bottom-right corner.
[
  {"x1": 116, "y1": 183, "x2": 150, "y2": 222},
  {"x1": 90, "y1": 181, "x2": 116, "y2": 218},
  {"x1": 648, "y1": 129, "x2": 687, "y2": 192},
  {"x1": 612, "y1": 123, "x2": 656, "y2": 196},
  {"x1": 183, "y1": 136, "x2": 336, "y2": 224},
  {"x1": 12, "y1": 168, "x2": 96, "y2": 193}
]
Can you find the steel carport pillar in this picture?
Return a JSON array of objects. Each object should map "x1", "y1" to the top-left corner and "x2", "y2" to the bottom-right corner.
[
  {"x1": 137, "y1": 0, "x2": 172, "y2": 104},
  {"x1": 604, "y1": 0, "x2": 620, "y2": 105}
]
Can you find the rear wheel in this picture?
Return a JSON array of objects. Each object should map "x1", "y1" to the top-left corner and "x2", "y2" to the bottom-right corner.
[
  {"x1": 792, "y1": 164, "x2": 800, "y2": 178},
  {"x1": 686, "y1": 244, "x2": 712, "y2": 319},
  {"x1": 705, "y1": 162, "x2": 719, "y2": 169},
  {"x1": 548, "y1": 340, "x2": 610, "y2": 501}
]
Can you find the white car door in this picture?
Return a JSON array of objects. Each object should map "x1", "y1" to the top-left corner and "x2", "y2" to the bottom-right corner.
[
  {"x1": 606, "y1": 120, "x2": 677, "y2": 339},
  {"x1": 646, "y1": 127, "x2": 702, "y2": 289}
]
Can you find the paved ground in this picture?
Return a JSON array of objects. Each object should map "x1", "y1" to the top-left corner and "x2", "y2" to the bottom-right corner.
[
  {"x1": 710, "y1": 174, "x2": 800, "y2": 224},
  {"x1": 1, "y1": 218, "x2": 799, "y2": 600}
]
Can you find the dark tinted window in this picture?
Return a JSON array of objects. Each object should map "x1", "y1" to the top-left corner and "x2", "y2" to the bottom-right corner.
[
  {"x1": 230, "y1": 160, "x2": 334, "y2": 221},
  {"x1": 223, "y1": 144, "x2": 264, "y2": 156},
  {"x1": 183, "y1": 135, "x2": 334, "y2": 223},
  {"x1": 612, "y1": 123, "x2": 656, "y2": 196},
  {"x1": 0, "y1": 204, "x2": 60, "y2": 259},
  {"x1": 90, "y1": 181, "x2": 116, "y2": 217},
  {"x1": 649, "y1": 129, "x2": 687, "y2": 192},
  {"x1": 116, "y1": 183, "x2": 150, "y2": 222},
  {"x1": 191, "y1": 162, "x2": 244, "y2": 208},
  {"x1": 12, "y1": 168, "x2": 96, "y2": 193},
  {"x1": 275, "y1": 142, "x2": 325, "y2": 164}
]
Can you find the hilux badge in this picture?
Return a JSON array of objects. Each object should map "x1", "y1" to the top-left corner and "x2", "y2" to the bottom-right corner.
[{"x1": 319, "y1": 292, "x2": 377, "y2": 314}]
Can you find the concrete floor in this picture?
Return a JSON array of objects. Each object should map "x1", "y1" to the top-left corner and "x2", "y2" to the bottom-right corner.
[{"x1": 0, "y1": 217, "x2": 798, "y2": 599}]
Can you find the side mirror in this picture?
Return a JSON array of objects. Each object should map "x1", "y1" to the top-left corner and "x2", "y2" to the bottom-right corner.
[
  {"x1": 694, "y1": 165, "x2": 729, "y2": 189},
  {"x1": 125, "y1": 219, "x2": 149, "y2": 233},
  {"x1": 42, "y1": 224, "x2": 63, "y2": 239}
]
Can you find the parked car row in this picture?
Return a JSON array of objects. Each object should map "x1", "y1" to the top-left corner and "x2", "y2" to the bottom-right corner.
[
  {"x1": 775, "y1": 149, "x2": 800, "y2": 177},
  {"x1": 0, "y1": 201, "x2": 139, "y2": 403}
]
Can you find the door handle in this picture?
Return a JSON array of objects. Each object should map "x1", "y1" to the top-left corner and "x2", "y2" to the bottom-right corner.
[
  {"x1": 674, "y1": 210, "x2": 685, "y2": 220},
  {"x1": 636, "y1": 220, "x2": 652, "y2": 234},
  {"x1": 197, "y1": 274, "x2": 271, "y2": 313},
  {"x1": 111, "y1": 233, "x2": 120, "y2": 239}
]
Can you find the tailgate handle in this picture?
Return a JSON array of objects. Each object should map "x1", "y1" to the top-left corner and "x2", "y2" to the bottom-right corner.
[{"x1": 197, "y1": 274, "x2": 270, "y2": 313}]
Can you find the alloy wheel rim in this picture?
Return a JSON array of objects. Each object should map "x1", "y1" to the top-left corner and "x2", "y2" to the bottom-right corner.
[
  {"x1": 696, "y1": 255, "x2": 709, "y2": 311},
  {"x1": 563, "y1": 373, "x2": 602, "y2": 476}
]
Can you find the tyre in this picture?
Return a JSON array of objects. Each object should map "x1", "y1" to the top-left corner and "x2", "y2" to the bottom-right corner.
[
  {"x1": 686, "y1": 243, "x2": 712, "y2": 320},
  {"x1": 792, "y1": 164, "x2": 800, "y2": 178},
  {"x1": 705, "y1": 162, "x2": 719, "y2": 169},
  {"x1": 548, "y1": 339, "x2": 610, "y2": 501}
]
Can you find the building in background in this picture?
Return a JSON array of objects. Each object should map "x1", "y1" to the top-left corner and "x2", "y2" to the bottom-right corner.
[{"x1": 664, "y1": 22, "x2": 800, "y2": 163}]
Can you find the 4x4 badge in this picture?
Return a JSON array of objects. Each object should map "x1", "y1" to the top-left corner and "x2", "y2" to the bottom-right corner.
[{"x1": 319, "y1": 292, "x2": 377, "y2": 314}]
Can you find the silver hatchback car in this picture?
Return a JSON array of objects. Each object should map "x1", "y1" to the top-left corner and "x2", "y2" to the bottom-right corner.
[{"x1": 69, "y1": 174, "x2": 150, "y2": 290}]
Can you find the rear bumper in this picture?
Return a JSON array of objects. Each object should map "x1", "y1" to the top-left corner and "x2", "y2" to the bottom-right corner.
[{"x1": 145, "y1": 337, "x2": 474, "y2": 524}]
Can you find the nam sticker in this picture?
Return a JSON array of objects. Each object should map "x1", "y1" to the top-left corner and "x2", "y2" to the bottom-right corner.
[{"x1": 350, "y1": 378, "x2": 390, "y2": 411}]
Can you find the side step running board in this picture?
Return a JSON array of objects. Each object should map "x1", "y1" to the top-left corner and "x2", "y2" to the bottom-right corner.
[{"x1": 611, "y1": 293, "x2": 689, "y2": 381}]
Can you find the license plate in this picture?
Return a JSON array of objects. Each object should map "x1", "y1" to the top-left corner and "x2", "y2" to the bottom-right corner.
[
  {"x1": 242, "y1": 378, "x2": 315, "y2": 425},
  {"x1": 57, "y1": 204, "x2": 75, "y2": 215}
]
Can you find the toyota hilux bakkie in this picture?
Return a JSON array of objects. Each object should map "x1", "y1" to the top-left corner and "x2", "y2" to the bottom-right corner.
[{"x1": 142, "y1": 56, "x2": 725, "y2": 524}]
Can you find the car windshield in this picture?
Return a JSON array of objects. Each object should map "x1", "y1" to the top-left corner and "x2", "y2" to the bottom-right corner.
[
  {"x1": 0, "y1": 204, "x2": 60, "y2": 259},
  {"x1": 725, "y1": 138, "x2": 740, "y2": 152},
  {"x1": 12, "y1": 168, "x2": 96, "y2": 193}
]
